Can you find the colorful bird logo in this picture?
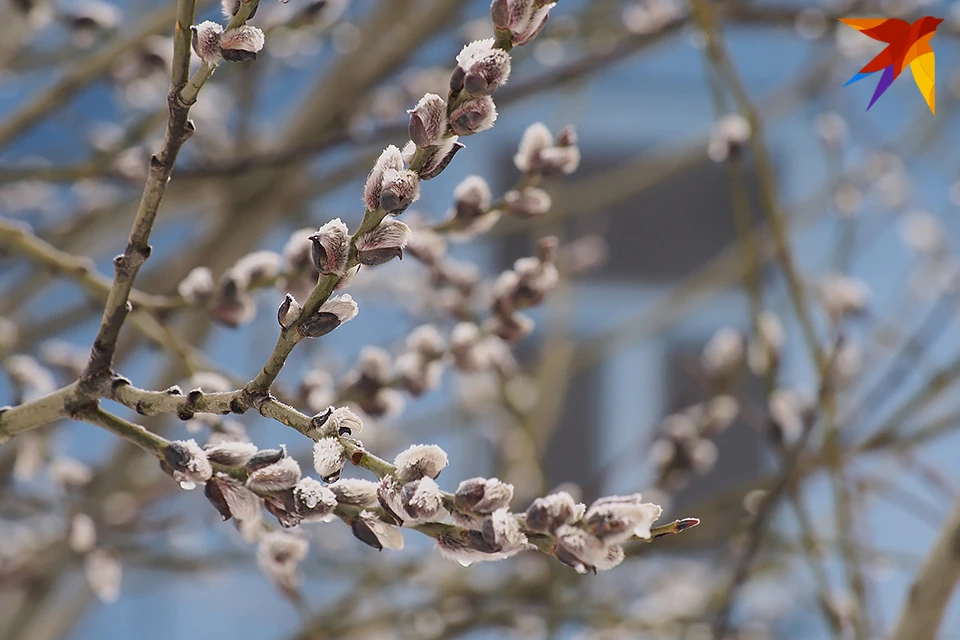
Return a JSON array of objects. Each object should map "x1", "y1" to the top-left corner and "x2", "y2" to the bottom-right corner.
[{"x1": 840, "y1": 16, "x2": 943, "y2": 113}]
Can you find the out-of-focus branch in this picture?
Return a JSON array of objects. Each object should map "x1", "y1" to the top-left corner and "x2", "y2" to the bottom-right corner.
[
  {"x1": 0, "y1": 1, "x2": 213, "y2": 149},
  {"x1": 712, "y1": 341, "x2": 841, "y2": 637},
  {"x1": 691, "y1": 0, "x2": 824, "y2": 370},
  {"x1": 892, "y1": 497, "x2": 960, "y2": 640},
  {"x1": 0, "y1": 218, "x2": 180, "y2": 312}
]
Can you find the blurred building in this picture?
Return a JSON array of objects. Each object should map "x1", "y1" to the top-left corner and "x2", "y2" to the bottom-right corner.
[{"x1": 498, "y1": 151, "x2": 769, "y2": 510}]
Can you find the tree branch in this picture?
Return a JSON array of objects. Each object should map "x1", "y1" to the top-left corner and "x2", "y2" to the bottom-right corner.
[
  {"x1": 77, "y1": 0, "x2": 259, "y2": 397},
  {"x1": 0, "y1": 384, "x2": 78, "y2": 444}
]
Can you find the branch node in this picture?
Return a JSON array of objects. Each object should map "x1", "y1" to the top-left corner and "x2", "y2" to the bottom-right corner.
[
  {"x1": 65, "y1": 396, "x2": 97, "y2": 420},
  {"x1": 229, "y1": 397, "x2": 247, "y2": 414}
]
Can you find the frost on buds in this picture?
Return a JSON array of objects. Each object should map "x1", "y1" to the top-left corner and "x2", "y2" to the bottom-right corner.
[
  {"x1": 204, "y1": 473, "x2": 262, "y2": 524},
  {"x1": 491, "y1": 0, "x2": 556, "y2": 47},
  {"x1": 460, "y1": 478, "x2": 515, "y2": 513},
  {"x1": 328, "y1": 478, "x2": 380, "y2": 508},
  {"x1": 482, "y1": 508, "x2": 527, "y2": 551},
  {"x1": 555, "y1": 525, "x2": 620, "y2": 574},
  {"x1": 450, "y1": 96, "x2": 498, "y2": 136},
  {"x1": 356, "y1": 219, "x2": 412, "y2": 267},
  {"x1": 583, "y1": 494, "x2": 662, "y2": 543},
  {"x1": 400, "y1": 476, "x2": 447, "y2": 521},
  {"x1": 525, "y1": 491, "x2": 583, "y2": 533},
  {"x1": 245, "y1": 451, "x2": 301, "y2": 493},
  {"x1": 408, "y1": 93, "x2": 447, "y2": 147},
  {"x1": 514, "y1": 122, "x2": 580, "y2": 176},
  {"x1": 310, "y1": 405, "x2": 364, "y2": 438},
  {"x1": 312, "y1": 437, "x2": 346, "y2": 483},
  {"x1": 309, "y1": 218, "x2": 350, "y2": 276},
  {"x1": 163, "y1": 439, "x2": 212, "y2": 489},
  {"x1": 437, "y1": 509, "x2": 527, "y2": 566},
  {"x1": 393, "y1": 444, "x2": 449, "y2": 483},
  {"x1": 293, "y1": 477, "x2": 338, "y2": 522},
  {"x1": 453, "y1": 477, "x2": 515, "y2": 527},
  {"x1": 352, "y1": 510, "x2": 405, "y2": 551},
  {"x1": 455, "y1": 39, "x2": 511, "y2": 96},
  {"x1": 297, "y1": 294, "x2": 358, "y2": 339},
  {"x1": 203, "y1": 440, "x2": 257, "y2": 467}
]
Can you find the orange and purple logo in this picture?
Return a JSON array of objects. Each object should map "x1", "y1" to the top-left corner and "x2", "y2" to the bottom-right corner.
[{"x1": 840, "y1": 16, "x2": 942, "y2": 113}]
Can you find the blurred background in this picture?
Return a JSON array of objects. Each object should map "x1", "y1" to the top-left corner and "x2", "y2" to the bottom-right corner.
[{"x1": 3, "y1": 0, "x2": 960, "y2": 638}]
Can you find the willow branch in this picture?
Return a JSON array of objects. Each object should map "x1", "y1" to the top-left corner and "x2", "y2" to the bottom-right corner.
[
  {"x1": 77, "y1": 0, "x2": 259, "y2": 398},
  {"x1": 0, "y1": 384, "x2": 78, "y2": 444}
]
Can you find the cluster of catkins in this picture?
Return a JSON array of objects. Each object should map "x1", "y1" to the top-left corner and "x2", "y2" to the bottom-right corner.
[
  {"x1": 159, "y1": 400, "x2": 665, "y2": 578},
  {"x1": 648, "y1": 397, "x2": 738, "y2": 492},
  {"x1": 327, "y1": 427, "x2": 665, "y2": 574},
  {"x1": 175, "y1": 0, "x2": 582, "y2": 336},
  {"x1": 158, "y1": 0, "x2": 667, "y2": 582},
  {"x1": 443, "y1": 122, "x2": 580, "y2": 240},
  {"x1": 443, "y1": 482, "x2": 664, "y2": 574},
  {"x1": 324, "y1": 234, "x2": 560, "y2": 416},
  {"x1": 334, "y1": 323, "x2": 447, "y2": 419}
]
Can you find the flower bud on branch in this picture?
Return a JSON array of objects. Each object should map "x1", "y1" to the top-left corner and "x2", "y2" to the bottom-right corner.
[
  {"x1": 456, "y1": 39, "x2": 512, "y2": 96},
  {"x1": 408, "y1": 93, "x2": 447, "y2": 148},
  {"x1": 309, "y1": 218, "x2": 350, "y2": 276},
  {"x1": 191, "y1": 22, "x2": 265, "y2": 64},
  {"x1": 491, "y1": 0, "x2": 556, "y2": 47},
  {"x1": 449, "y1": 96, "x2": 498, "y2": 136},
  {"x1": 356, "y1": 219, "x2": 411, "y2": 267},
  {"x1": 297, "y1": 294, "x2": 359, "y2": 338}
]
